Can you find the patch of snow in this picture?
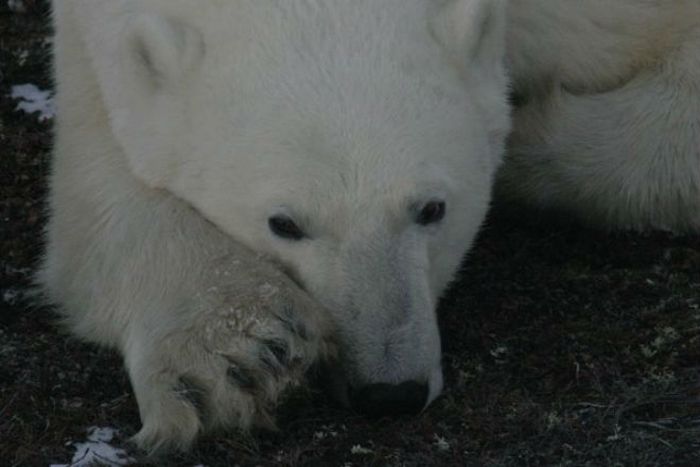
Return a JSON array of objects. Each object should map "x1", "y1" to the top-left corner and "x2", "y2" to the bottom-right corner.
[
  {"x1": 11, "y1": 83, "x2": 55, "y2": 121},
  {"x1": 433, "y1": 434, "x2": 451, "y2": 452},
  {"x1": 49, "y1": 427, "x2": 134, "y2": 467},
  {"x1": 313, "y1": 424, "x2": 339, "y2": 440},
  {"x1": 16, "y1": 49, "x2": 29, "y2": 66},
  {"x1": 350, "y1": 444, "x2": 373, "y2": 455},
  {"x1": 490, "y1": 344, "x2": 509, "y2": 364}
]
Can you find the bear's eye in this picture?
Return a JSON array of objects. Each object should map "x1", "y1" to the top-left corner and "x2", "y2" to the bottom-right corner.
[
  {"x1": 416, "y1": 200, "x2": 446, "y2": 226},
  {"x1": 269, "y1": 215, "x2": 305, "y2": 241}
]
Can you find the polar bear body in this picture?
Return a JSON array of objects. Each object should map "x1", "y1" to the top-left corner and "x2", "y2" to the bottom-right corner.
[
  {"x1": 502, "y1": 0, "x2": 700, "y2": 231},
  {"x1": 43, "y1": 0, "x2": 699, "y2": 455},
  {"x1": 43, "y1": 0, "x2": 509, "y2": 453}
]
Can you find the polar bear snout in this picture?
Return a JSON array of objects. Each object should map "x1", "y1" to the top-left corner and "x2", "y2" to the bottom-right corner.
[
  {"x1": 274, "y1": 223, "x2": 451, "y2": 417},
  {"x1": 321, "y1": 351, "x2": 443, "y2": 417},
  {"x1": 324, "y1": 303, "x2": 444, "y2": 416},
  {"x1": 345, "y1": 368, "x2": 444, "y2": 416}
]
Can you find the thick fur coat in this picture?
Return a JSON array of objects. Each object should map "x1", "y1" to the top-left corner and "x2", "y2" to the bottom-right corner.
[{"x1": 42, "y1": 0, "x2": 698, "y2": 454}]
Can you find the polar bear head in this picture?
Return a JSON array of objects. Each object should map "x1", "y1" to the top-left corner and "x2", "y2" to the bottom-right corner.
[{"x1": 82, "y1": 0, "x2": 510, "y2": 414}]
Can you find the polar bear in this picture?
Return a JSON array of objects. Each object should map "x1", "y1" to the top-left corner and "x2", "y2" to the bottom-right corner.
[
  {"x1": 42, "y1": 0, "x2": 510, "y2": 453},
  {"x1": 500, "y1": 0, "x2": 700, "y2": 231},
  {"x1": 42, "y1": 0, "x2": 699, "y2": 455}
]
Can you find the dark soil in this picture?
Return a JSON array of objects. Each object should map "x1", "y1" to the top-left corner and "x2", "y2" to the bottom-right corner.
[{"x1": 1, "y1": 2, "x2": 699, "y2": 466}]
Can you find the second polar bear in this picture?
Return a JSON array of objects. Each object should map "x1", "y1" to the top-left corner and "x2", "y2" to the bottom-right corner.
[{"x1": 502, "y1": 0, "x2": 700, "y2": 231}]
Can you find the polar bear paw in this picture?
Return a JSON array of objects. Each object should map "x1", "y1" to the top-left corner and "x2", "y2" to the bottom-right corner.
[{"x1": 127, "y1": 254, "x2": 333, "y2": 454}]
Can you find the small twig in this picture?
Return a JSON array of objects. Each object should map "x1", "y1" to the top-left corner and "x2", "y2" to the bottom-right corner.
[
  {"x1": 632, "y1": 420, "x2": 700, "y2": 433},
  {"x1": 573, "y1": 402, "x2": 614, "y2": 409},
  {"x1": 0, "y1": 392, "x2": 18, "y2": 417}
]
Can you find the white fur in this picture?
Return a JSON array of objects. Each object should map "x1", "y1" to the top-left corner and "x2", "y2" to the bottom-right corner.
[
  {"x1": 500, "y1": 0, "x2": 700, "y2": 231},
  {"x1": 43, "y1": 0, "x2": 509, "y2": 453}
]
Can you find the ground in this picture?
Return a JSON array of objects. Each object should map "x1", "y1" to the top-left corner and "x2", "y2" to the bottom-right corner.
[{"x1": 0, "y1": 2, "x2": 698, "y2": 466}]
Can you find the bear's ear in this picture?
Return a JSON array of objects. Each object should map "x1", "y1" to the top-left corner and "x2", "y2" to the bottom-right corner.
[
  {"x1": 432, "y1": 0, "x2": 511, "y2": 168},
  {"x1": 127, "y1": 14, "x2": 205, "y2": 92},
  {"x1": 431, "y1": 0, "x2": 507, "y2": 81},
  {"x1": 79, "y1": 7, "x2": 204, "y2": 187}
]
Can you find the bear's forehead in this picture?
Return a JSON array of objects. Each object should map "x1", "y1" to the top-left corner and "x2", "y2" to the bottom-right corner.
[
  {"x1": 254, "y1": 154, "x2": 452, "y2": 224},
  {"x1": 191, "y1": 0, "x2": 432, "y2": 48},
  {"x1": 229, "y1": 110, "x2": 463, "y2": 191},
  {"x1": 190, "y1": 1, "x2": 455, "y2": 97}
]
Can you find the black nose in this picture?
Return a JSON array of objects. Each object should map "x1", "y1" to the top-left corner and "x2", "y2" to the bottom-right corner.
[{"x1": 349, "y1": 381, "x2": 429, "y2": 417}]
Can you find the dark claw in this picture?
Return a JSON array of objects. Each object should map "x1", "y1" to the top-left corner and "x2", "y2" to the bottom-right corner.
[
  {"x1": 174, "y1": 375, "x2": 207, "y2": 413},
  {"x1": 260, "y1": 339, "x2": 290, "y2": 375},
  {"x1": 275, "y1": 306, "x2": 309, "y2": 341},
  {"x1": 226, "y1": 361, "x2": 257, "y2": 391},
  {"x1": 266, "y1": 339, "x2": 290, "y2": 363}
]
